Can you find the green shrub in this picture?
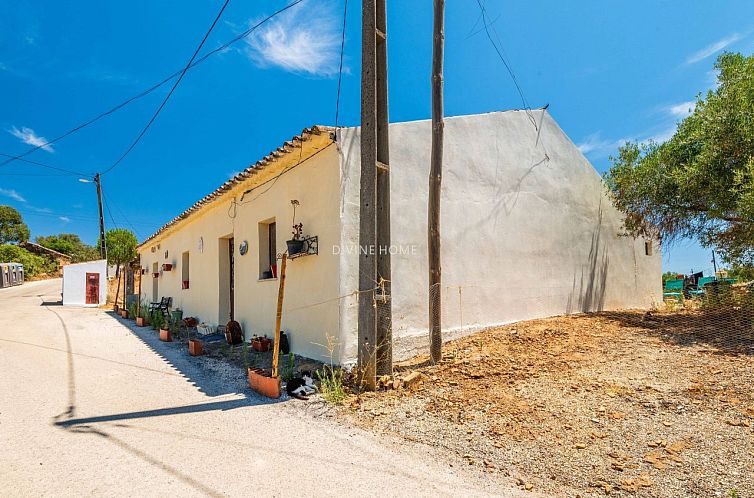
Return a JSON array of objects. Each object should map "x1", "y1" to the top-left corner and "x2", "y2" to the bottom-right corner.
[
  {"x1": 151, "y1": 311, "x2": 165, "y2": 330},
  {"x1": 281, "y1": 353, "x2": 296, "y2": 382},
  {"x1": 316, "y1": 365, "x2": 346, "y2": 405},
  {"x1": 0, "y1": 244, "x2": 57, "y2": 277}
]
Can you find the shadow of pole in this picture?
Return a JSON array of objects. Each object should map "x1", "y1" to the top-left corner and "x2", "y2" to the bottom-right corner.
[
  {"x1": 68, "y1": 425, "x2": 223, "y2": 498},
  {"x1": 55, "y1": 398, "x2": 251, "y2": 428},
  {"x1": 40, "y1": 296, "x2": 77, "y2": 422}
]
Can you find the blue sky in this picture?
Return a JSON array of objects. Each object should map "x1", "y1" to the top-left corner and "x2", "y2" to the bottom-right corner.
[{"x1": 1, "y1": 1, "x2": 752, "y2": 275}]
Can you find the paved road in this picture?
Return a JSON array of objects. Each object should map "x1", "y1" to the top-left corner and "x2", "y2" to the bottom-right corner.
[{"x1": 0, "y1": 279, "x2": 521, "y2": 497}]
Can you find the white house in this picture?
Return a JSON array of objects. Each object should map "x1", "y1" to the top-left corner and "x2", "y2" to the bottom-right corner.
[
  {"x1": 137, "y1": 110, "x2": 661, "y2": 365},
  {"x1": 63, "y1": 259, "x2": 107, "y2": 307}
]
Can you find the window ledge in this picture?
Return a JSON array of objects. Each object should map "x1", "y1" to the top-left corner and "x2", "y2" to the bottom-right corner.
[{"x1": 258, "y1": 277, "x2": 278, "y2": 282}]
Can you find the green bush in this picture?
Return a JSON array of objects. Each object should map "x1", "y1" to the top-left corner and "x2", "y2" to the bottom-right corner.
[{"x1": 0, "y1": 244, "x2": 57, "y2": 277}]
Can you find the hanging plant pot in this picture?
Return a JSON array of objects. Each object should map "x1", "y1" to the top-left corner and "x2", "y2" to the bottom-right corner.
[
  {"x1": 248, "y1": 368, "x2": 280, "y2": 398},
  {"x1": 162, "y1": 263, "x2": 173, "y2": 271},
  {"x1": 286, "y1": 239, "x2": 304, "y2": 255},
  {"x1": 159, "y1": 328, "x2": 172, "y2": 342},
  {"x1": 182, "y1": 280, "x2": 190, "y2": 289},
  {"x1": 136, "y1": 316, "x2": 146, "y2": 327},
  {"x1": 188, "y1": 339, "x2": 203, "y2": 356},
  {"x1": 152, "y1": 272, "x2": 160, "y2": 278}
]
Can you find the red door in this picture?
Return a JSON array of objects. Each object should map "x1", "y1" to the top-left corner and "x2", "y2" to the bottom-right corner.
[{"x1": 86, "y1": 273, "x2": 100, "y2": 304}]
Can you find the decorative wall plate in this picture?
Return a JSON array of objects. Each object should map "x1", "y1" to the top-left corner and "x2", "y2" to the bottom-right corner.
[{"x1": 239, "y1": 240, "x2": 249, "y2": 256}]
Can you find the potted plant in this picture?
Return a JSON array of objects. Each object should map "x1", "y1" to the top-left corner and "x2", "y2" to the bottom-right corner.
[
  {"x1": 136, "y1": 299, "x2": 149, "y2": 327},
  {"x1": 251, "y1": 335, "x2": 272, "y2": 352},
  {"x1": 152, "y1": 272, "x2": 160, "y2": 278},
  {"x1": 286, "y1": 223, "x2": 305, "y2": 255},
  {"x1": 151, "y1": 310, "x2": 164, "y2": 332},
  {"x1": 162, "y1": 263, "x2": 173, "y2": 271},
  {"x1": 182, "y1": 280, "x2": 190, "y2": 289},
  {"x1": 248, "y1": 367, "x2": 281, "y2": 398},
  {"x1": 158, "y1": 314, "x2": 172, "y2": 342},
  {"x1": 128, "y1": 302, "x2": 137, "y2": 321}
]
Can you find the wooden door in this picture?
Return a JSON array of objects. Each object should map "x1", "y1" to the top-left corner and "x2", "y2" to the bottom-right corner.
[
  {"x1": 86, "y1": 272, "x2": 100, "y2": 304},
  {"x1": 228, "y1": 237, "x2": 234, "y2": 321}
]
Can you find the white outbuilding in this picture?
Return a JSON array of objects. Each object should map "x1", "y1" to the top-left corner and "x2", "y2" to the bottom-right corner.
[{"x1": 62, "y1": 259, "x2": 107, "y2": 307}]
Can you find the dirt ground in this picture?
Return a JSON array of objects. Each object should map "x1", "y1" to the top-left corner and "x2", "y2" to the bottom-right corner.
[{"x1": 337, "y1": 309, "x2": 754, "y2": 497}]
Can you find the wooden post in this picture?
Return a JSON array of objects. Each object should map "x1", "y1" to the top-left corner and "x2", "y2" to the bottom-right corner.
[
  {"x1": 271, "y1": 253, "x2": 288, "y2": 379},
  {"x1": 428, "y1": 0, "x2": 445, "y2": 364},
  {"x1": 359, "y1": 0, "x2": 392, "y2": 390}
]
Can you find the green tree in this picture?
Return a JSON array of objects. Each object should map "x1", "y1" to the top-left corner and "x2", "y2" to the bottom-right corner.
[
  {"x1": 36, "y1": 233, "x2": 99, "y2": 263},
  {"x1": 604, "y1": 53, "x2": 754, "y2": 268},
  {"x1": 0, "y1": 244, "x2": 57, "y2": 277},
  {"x1": 0, "y1": 205, "x2": 30, "y2": 244},
  {"x1": 104, "y1": 229, "x2": 138, "y2": 308}
]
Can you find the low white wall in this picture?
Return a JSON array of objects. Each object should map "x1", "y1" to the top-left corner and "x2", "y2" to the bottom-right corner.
[
  {"x1": 337, "y1": 111, "x2": 662, "y2": 364},
  {"x1": 62, "y1": 259, "x2": 107, "y2": 306}
]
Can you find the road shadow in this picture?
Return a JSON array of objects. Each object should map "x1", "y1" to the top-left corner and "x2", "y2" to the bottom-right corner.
[
  {"x1": 599, "y1": 308, "x2": 754, "y2": 357},
  {"x1": 106, "y1": 311, "x2": 285, "y2": 403},
  {"x1": 55, "y1": 398, "x2": 252, "y2": 428}
]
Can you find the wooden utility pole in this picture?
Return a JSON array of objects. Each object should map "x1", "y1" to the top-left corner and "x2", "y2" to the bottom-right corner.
[
  {"x1": 428, "y1": 0, "x2": 445, "y2": 364},
  {"x1": 94, "y1": 173, "x2": 107, "y2": 261},
  {"x1": 359, "y1": 0, "x2": 392, "y2": 390}
]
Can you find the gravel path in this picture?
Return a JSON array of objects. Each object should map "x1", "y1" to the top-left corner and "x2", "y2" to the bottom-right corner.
[{"x1": 0, "y1": 279, "x2": 524, "y2": 497}]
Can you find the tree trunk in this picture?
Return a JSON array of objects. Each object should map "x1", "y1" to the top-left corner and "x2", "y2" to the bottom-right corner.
[{"x1": 114, "y1": 263, "x2": 121, "y2": 309}]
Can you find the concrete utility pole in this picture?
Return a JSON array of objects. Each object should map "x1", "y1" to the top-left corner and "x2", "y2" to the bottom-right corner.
[
  {"x1": 358, "y1": 0, "x2": 392, "y2": 390},
  {"x1": 94, "y1": 173, "x2": 107, "y2": 261},
  {"x1": 428, "y1": 0, "x2": 445, "y2": 364}
]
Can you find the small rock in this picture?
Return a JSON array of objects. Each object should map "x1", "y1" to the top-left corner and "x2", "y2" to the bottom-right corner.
[{"x1": 575, "y1": 443, "x2": 587, "y2": 449}]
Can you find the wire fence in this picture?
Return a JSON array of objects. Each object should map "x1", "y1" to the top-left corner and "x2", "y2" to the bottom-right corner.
[{"x1": 656, "y1": 279, "x2": 754, "y2": 353}]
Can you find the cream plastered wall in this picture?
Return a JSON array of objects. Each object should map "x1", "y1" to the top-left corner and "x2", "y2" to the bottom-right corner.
[
  {"x1": 138, "y1": 144, "x2": 342, "y2": 363},
  {"x1": 337, "y1": 111, "x2": 662, "y2": 363}
]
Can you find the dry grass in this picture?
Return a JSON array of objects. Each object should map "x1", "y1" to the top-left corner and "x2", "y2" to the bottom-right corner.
[{"x1": 338, "y1": 309, "x2": 754, "y2": 497}]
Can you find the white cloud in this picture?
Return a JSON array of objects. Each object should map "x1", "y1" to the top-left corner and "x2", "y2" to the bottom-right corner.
[
  {"x1": 686, "y1": 33, "x2": 744, "y2": 65},
  {"x1": 667, "y1": 100, "x2": 696, "y2": 117},
  {"x1": 0, "y1": 188, "x2": 26, "y2": 203},
  {"x1": 577, "y1": 133, "x2": 628, "y2": 157},
  {"x1": 59, "y1": 216, "x2": 71, "y2": 223},
  {"x1": 244, "y1": 2, "x2": 343, "y2": 77},
  {"x1": 8, "y1": 126, "x2": 54, "y2": 152}
]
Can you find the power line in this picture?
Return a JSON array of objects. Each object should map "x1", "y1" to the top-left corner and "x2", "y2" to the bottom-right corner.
[
  {"x1": 0, "y1": 152, "x2": 89, "y2": 177},
  {"x1": 101, "y1": 191, "x2": 118, "y2": 229},
  {"x1": 334, "y1": 0, "x2": 348, "y2": 128},
  {"x1": 474, "y1": 0, "x2": 537, "y2": 127},
  {"x1": 0, "y1": 0, "x2": 305, "y2": 169},
  {"x1": 103, "y1": 189, "x2": 141, "y2": 236},
  {"x1": 101, "y1": 0, "x2": 232, "y2": 175}
]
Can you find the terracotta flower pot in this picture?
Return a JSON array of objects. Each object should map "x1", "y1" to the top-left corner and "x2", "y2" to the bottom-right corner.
[
  {"x1": 159, "y1": 328, "x2": 172, "y2": 342},
  {"x1": 121, "y1": 310, "x2": 128, "y2": 319},
  {"x1": 188, "y1": 339, "x2": 203, "y2": 356},
  {"x1": 114, "y1": 305, "x2": 120, "y2": 313},
  {"x1": 152, "y1": 272, "x2": 160, "y2": 278},
  {"x1": 248, "y1": 368, "x2": 280, "y2": 398},
  {"x1": 251, "y1": 338, "x2": 271, "y2": 352},
  {"x1": 136, "y1": 317, "x2": 145, "y2": 327},
  {"x1": 162, "y1": 263, "x2": 173, "y2": 271},
  {"x1": 182, "y1": 280, "x2": 190, "y2": 289}
]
